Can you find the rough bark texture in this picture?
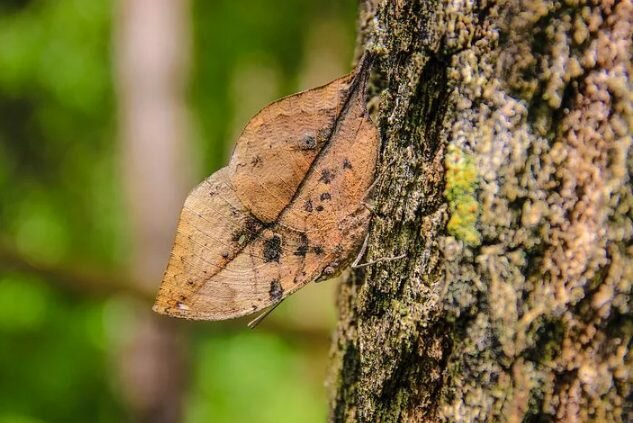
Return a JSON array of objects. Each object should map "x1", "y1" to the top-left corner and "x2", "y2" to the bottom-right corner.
[{"x1": 328, "y1": 0, "x2": 633, "y2": 421}]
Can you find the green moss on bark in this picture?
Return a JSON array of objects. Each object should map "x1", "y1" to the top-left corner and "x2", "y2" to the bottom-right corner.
[{"x1": 444, "y1": 145, "x2": 480, "y2": 246}]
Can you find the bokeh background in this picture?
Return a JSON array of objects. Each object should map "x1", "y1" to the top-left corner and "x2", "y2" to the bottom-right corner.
[{"x1": 0, "y1": 0, "x2": 357, "y2": 421}]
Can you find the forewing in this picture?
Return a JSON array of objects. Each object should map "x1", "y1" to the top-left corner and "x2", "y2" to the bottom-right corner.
[
  {"x1": 228, "y1": 74, "x2": 354, "y2": 223},
  {"x1": 278, "y1": 74, "x2": 380, "y2": 285}
]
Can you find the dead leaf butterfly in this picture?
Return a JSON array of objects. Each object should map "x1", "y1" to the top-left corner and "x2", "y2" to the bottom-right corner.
[{"x1": 153, "y1": 57, "x2": 379, "y2": 322}]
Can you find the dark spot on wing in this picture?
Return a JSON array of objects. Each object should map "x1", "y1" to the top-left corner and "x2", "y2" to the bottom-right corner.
[
  {"x1": 300, "y1": 134, "x2": 317, "y2": 150},
  {"x1": 232, "y1": 215, "x2": 263, "y2": 247},
  {"x1": 250, "y1": 155, "x2": 263, "y2": 167},
  {"x1": 263, "y1": 235, "x2": 282, "y2": 263},
  {"x1": 320, "y1": 192, "x2": 331, "y2": 201},
  {"x1": 316, "y1": 205, "x2": 324, "y2": 212},
  {"x1": 294, "y1": 234, "x2": 309, "y2": 256},
  {"x1": 245, "y1": 216, "x2": 263, "y2": 234},
  {"x1": 269, "y1": 279, "x2": 284, "y2": 302},
  {"x1": 319, "y1": 169, "x2": 335, "y2": 184},
  {"x1": 221, "y1": 251, "x2": 229, "y2": 259},
  {"x1": 313, "y1": 246, "x2": 324, "y2": 255},
  {"x1": 304, "y1": 199, "x2": 313, "y2": 212},
  {"x1": 187, "y1": 280, "x2": 194, "y2": 286},
  {"x1": 343, "y1": 158, "x2": 353, "y2": 169}
]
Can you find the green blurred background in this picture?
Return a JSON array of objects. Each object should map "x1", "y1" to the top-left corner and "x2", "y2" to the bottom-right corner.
[{"x1": 0, "y1": 0, "x2": 357, "y2": 421}]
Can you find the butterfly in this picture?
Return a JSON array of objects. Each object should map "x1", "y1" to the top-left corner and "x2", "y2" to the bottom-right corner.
[{"x1": 153, "y1": 58, "x2": 379, "y2": 322}]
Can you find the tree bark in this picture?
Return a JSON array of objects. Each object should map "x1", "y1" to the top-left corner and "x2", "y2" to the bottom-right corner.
[{"x1": 329, "y1": 0, "x2": 633, "y2": 421}]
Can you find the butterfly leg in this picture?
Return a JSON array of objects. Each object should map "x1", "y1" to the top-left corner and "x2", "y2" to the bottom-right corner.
[
  {"x1": 363, "y1": 172, "x2": 382, "y2": 202},
  {"x1": 351, "y1": 232, "x2": 406, "y2": 269},
  {"x1": 360, "y1": 172, "x2": 383, "y2": 215},
  {"x1": 351, "y1": 232, "x2": 370, "y2": 268},
  {"x1": 352, "y1": 253, "x2": 407, "y2": 269},
  {"x1": 361, "y1": 159, "x2": 398, "y2": 216},
  {"x1": 361, "y1": 200, "x2": 378, "y2": 215}
]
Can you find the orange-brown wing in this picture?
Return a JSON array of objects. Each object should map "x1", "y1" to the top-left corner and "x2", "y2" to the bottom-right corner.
[
  {"x1": 155, "y1": 220, "x2": 310, "y2": 320},
  {"x1": 153, "y1": 168, "x2": 320, "y2": 320},
  {"x1": 154, "y1": 65, "x2": 379, "y2": 321},
  {"x1": 153, "y1": 168, "x2": 263, "y2": 319},
  {"x1": 278, "y1": 73, "x2": 380, "y2": 286},
  {"x1": 227, "y1": 73, "x2": 354, "y2": 223}
]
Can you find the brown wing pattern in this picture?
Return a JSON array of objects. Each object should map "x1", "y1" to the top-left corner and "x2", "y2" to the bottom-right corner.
[
  {"x1": 228, "y1": 74, "x2": 354, "y2": 223},
  {"x1": 153, "y1": 66, "x2": 379, "y2": 320}
]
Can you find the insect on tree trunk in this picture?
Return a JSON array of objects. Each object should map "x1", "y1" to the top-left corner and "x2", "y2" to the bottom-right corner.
[{"x1": 328, "y1": 0, "x2": 633, "y2": 421}]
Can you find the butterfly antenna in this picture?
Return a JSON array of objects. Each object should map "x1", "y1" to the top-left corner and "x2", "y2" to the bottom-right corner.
[{"x1": 247, "y1": 300, "x2": 284, "y2": 329}]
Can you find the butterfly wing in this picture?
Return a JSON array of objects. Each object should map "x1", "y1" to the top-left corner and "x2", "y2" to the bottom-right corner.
[
  {"x1": 227, "y1": 74, "x2": 354, "y2": 223},
  {"x1": 154, "y1": 68, "x2": 379, "y2": 321}
]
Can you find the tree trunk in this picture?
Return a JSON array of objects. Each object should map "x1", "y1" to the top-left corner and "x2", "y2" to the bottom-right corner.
[{"x1": 329, "y1": 0, "x2": 633, "y2": 421}]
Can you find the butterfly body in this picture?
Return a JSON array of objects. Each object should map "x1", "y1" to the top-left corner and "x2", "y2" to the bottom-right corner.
[{"x1": 153, "y1": 62, "x2": 378, "y2": 321}]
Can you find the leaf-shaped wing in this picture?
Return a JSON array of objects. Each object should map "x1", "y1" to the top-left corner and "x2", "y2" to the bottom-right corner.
[
  {"x1": 228, "y1": 74, "x2": 354, "y2": 223},
  {"x1": 153, "y1": 67, "x2": 379, "y2": 320}
]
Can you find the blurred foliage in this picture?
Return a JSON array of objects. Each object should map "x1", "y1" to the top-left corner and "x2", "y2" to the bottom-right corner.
[
  {"x1": 0, "y1": 273, "x2": 123, "y2": 422},
  {"x1": 191, "y1": 0, "x2": 356, "y2": 171},
  {"x1": 186, "y1": 333, "x2": 327, "y2": 423},
  {"x1": 0, "y1": 0, "x2": 120, "y2": 265},
  {"x1": 0, "y1": 0, "x2": 355, "y2": 422}
]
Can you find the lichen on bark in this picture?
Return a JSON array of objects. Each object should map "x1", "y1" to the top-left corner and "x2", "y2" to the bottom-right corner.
[{"x1": 328, "y1": 0, "x2": 633, "y2": 421}]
